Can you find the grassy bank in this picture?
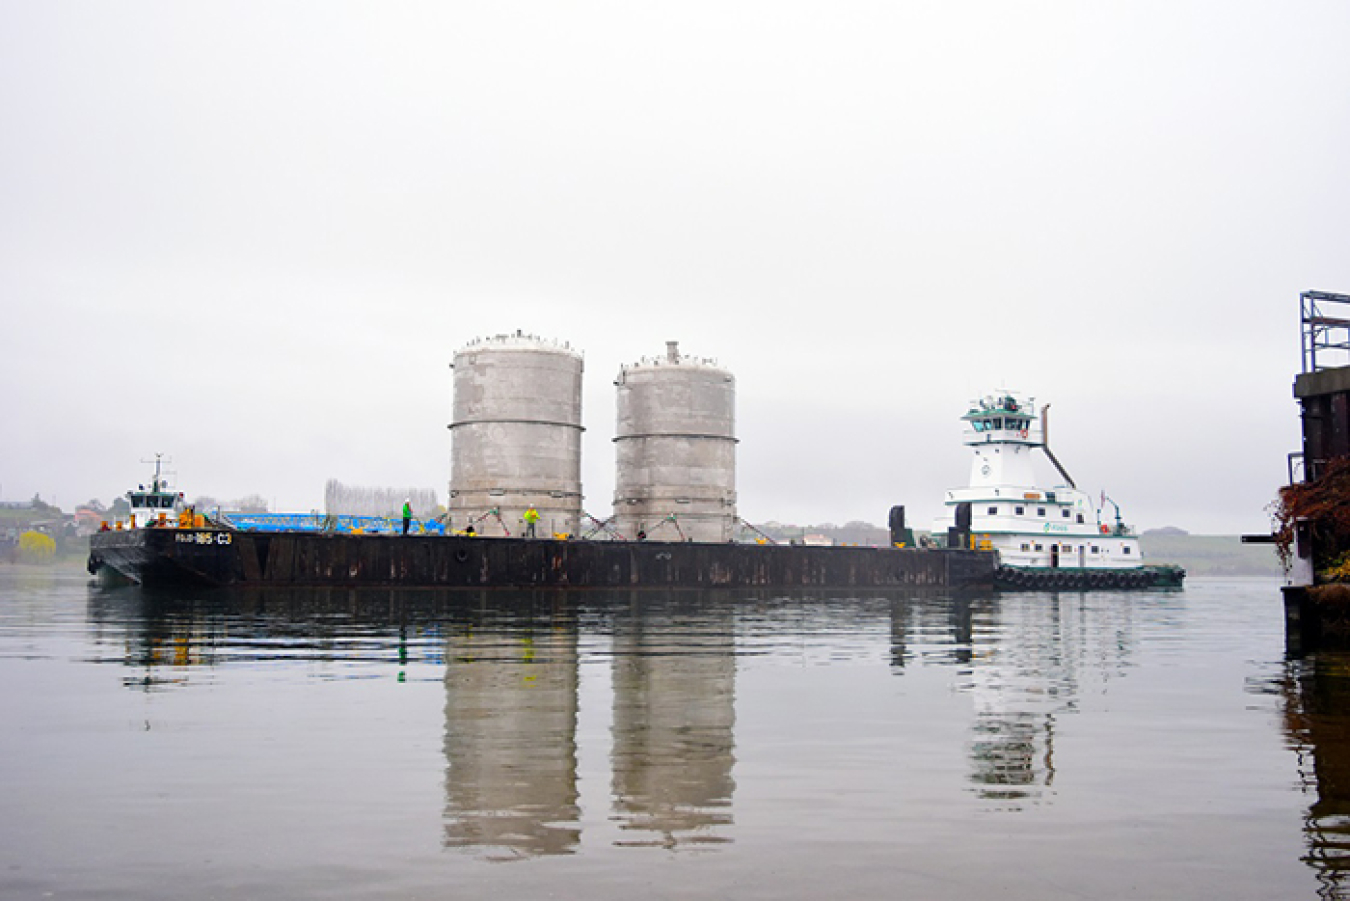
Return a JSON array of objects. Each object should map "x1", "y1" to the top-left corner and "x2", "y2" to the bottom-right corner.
[{"x1": 1140, "y1": 533, "x2": 1281, "y2": 577}]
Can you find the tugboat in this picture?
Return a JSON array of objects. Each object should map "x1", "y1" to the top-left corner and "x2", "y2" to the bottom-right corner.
[
  {"x1": 123, "y1": 454, "x2": 185, "y2": 530},
  {"x1": 931, "y1": 392, "x2": 1184, "y2": 590},
  {"x1": 86, "y1": 454, "x2": 195, "y2": 584}
]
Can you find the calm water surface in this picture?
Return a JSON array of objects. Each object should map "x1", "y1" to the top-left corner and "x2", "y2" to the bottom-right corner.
[{"x1": 1, "y1": 569, "x2": 1345, "y2": 899}]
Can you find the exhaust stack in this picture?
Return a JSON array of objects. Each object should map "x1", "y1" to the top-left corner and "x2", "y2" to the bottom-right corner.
[{"x1": 1040, "y1": 404, "x2": 1077, "y2": 489}]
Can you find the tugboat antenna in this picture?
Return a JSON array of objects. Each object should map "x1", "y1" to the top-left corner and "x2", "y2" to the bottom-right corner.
[{"x1": 139, "y1": 453, "x2": 172, "y2": 492}]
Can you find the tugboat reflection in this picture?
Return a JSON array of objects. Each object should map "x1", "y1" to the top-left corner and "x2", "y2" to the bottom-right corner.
[
  {"x1": 949, "y1": 592, "x2": 1135, "y2": 810},
  {"x1": 610, "y1": 597, "x2": 736, "y2": 848},
  {"x1": 1282, "y1": 653, "x2": 1350, "y2": 899},
  {"x1": 442, "y1": 595, "x2": 581, "y2": 860}
]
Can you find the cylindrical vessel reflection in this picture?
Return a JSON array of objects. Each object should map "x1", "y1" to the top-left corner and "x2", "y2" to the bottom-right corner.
[{"x1": 443, "y1": 622, "x2": 580, "y2": 858}]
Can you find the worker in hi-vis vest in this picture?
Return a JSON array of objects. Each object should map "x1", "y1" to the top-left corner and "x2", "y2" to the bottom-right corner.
[
  {"x1": 402, "y1": 499, "x2": 413, "y2": 536},
  {"x1": 523, "y1": 505, "x2": 540, "y2": 538}
]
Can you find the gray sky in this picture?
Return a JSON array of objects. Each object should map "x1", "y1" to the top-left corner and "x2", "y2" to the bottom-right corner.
[{"x1": 3, "y1": 1, "x2": 1348, "y2": 534}]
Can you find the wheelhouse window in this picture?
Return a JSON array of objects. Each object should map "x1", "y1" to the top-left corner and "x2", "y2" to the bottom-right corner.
[
  {"x1": 1037, "y1": 508, "x2": 1046, "y2": 517},
  {"x1": 987, "y1": 506, "x2": 998, "y2": 516},
  {"x1": 1014, "y1": 506, "x2": 1024, "y2": 516}
]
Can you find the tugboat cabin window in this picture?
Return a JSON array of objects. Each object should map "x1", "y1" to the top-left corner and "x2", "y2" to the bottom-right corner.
[
  {"x1": 1061, "y1": 509, "x2": 1070, "y2": 518},
  {"x1": 1034, "y1": 543, "x2": 1044, "y2": 551},
  {"x1": 1124, "y1": 546, "x2": 1132, "y2": 555},
  {"x1": 1020, "y1": 543, "x2": 1030, "y2": 552},
  {"x1": 1091, "y1": 545, "x2": 1100, "y2": 554},
  {"x1": 1014, "y1": 506, "x2": 1024, "y2": 516},
  {"x1": 1037, "y1": 508, "x2": 1046, "y2": 517},
  {"x1": 1076, "y1": 514, "x2": 1084, "y2": 523},
  {"x1": 987, "y1": 506, "x2": 998, "y2": 515}
]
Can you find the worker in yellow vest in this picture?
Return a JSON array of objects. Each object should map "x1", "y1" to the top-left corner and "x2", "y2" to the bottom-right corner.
[{"x1": 523, "y1": 505, "x2": 540, "y2": 538}]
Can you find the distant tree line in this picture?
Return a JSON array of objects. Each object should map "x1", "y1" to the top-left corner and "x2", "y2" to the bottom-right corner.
[
  {"x1": 753, "y1": 520, "x2": 890, "y2": 546},
  {"x1": 323, "y1": 480, "x2": 439, "y2": 519}
]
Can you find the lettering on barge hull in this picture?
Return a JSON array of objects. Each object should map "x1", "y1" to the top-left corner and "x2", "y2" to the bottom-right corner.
[{"x1": 89, "y1": 530, "x2": 997, "y2": 590}]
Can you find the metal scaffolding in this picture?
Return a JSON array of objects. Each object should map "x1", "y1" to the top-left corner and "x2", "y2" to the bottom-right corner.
[{"x1": 1300, "y1": 290, "x2": 1350, "y2": 373}]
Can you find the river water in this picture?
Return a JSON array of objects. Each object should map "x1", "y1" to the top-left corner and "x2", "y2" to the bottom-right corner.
[{"x1": 0, "y1": 569, "x2": 1345, "y2": 900}]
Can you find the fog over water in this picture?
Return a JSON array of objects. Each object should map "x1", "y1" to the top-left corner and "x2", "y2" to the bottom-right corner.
[{"x1": 2, "y1": 2, "x2": 1348, "y2": 532}]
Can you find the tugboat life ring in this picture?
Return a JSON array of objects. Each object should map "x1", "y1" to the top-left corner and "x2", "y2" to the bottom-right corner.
[{"x1": 1100, "y1": 524, "x2": 1109, "y2": 534}]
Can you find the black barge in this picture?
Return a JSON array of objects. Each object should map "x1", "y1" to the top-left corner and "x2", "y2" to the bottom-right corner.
[{"x1": 88, "y1": 528, "x2": 997, "y2": 591}]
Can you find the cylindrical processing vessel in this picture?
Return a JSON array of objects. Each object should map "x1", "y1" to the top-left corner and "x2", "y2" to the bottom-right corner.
[
  {"x1": 613, "y1": 342, "x2": 737, "y2": 543},
  {"x1": 449, "y1": 332, "x2": 584, "y2": 537}
]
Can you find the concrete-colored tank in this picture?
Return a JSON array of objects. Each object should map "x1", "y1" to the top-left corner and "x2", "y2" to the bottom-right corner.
[
  {"x1": 613, "y1": 341, "x2": 737, "y2": 543},
  {"x1": 449, "y1": 333, "x2": 584, "y2": 537}
]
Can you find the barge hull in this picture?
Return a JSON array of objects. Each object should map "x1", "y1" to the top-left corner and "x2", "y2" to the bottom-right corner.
[{"x1": 89, "y1": 529, "x2": 996, "y2": 590}]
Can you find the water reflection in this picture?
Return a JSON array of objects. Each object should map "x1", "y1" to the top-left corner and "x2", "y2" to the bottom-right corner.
[
  {"x1": 610, "y1": 595, "x2": 735, "y2": 848},
  {"x1": 890, "y1": 594, "x2": 975, "y2": 670},
  {"x1": 1283, "y1": 652, "x2": 1350, "y2": 900},
  {"x1": 957, "y1": 592, "x2": 1134, "y2": 809},
  {"x1": 442, "y1": 602, "x2": 581, "y2": 860},
  {"x1": 85, "y1": 586, "x2": 455, "y2": 688},
  {"x1": 80, "y1": 583, "x2": 1176, "y2": 855}
]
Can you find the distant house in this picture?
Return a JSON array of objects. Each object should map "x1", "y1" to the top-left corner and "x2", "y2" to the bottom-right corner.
[{"x1": 74, "y1": 507, "x2": 105, "y2": 535}]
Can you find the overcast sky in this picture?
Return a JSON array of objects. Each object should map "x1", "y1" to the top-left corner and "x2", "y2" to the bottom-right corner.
[{"x1": 3, "y1": 1, "x2": 1348, "y2": 534}]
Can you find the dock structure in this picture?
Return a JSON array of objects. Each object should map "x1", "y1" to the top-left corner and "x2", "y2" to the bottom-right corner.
[{"x1": 1281, "y1": 290, "x2": 1350, "y2": 651}]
